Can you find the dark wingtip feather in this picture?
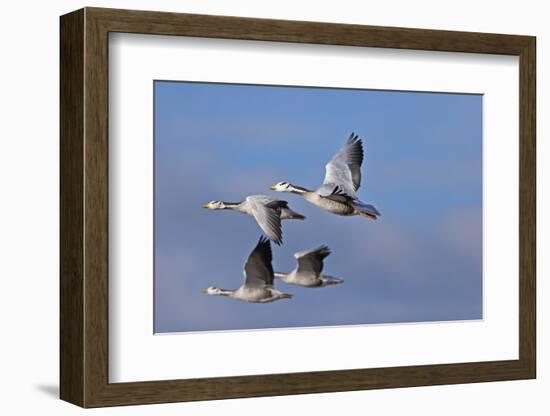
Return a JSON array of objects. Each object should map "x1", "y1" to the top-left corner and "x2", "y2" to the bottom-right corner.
[
  {"x1": 315, "y1": 245, "x2": 331, "y2": 258},
  {"x1": 259, "y1": 236, "x2": 274, "y2": 248},
  {"x1": 347, "y1": 132, "x2": 361, "y2": 144},
  {"x1": 256, "y1": 235, "x2": 274, "y2": 262}
]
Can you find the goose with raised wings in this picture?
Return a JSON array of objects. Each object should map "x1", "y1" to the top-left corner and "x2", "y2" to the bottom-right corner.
[
  {"x1": 275, "y1": 245, "x2": 343, "y2": 288},
  {"x1": 270, "y1": 133, "x2": 380, "y2": 220},
  {"x1": 202, "y1": 237, "x2": 293, "y2": 303}
]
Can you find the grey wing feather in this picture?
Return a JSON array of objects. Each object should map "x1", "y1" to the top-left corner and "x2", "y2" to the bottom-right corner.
[
  {"x1": 319, "y1": 133, "x2": 364, "y2": 199},
  {"x1": 243, "y1": 237, "x2": 274, "y2": 287},
  {"x1": 247, "y1": 194, "x2": 276, "y2": 205},
  {"x1": 317, "y1": 184, "x2": 353, "y2": 203},
  {"x1": 246, "y1": 196, "x2": 283, "y2": 245},
  {"x1": 295, "y1": 245, "x2": 331, "y2": 276}
]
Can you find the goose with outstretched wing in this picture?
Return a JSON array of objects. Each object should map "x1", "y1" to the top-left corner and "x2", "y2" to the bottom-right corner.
[
  {"x1": 202, "y1": 237, "x2": 293, "y2": 303},
  {"x1": 275, "y1": 245, "x2": 343, "y2": 287},
  {"x1": 270, "y1": 133, "x2": 380, "y2": 219},
  {"x1": 202, "y1": 195, "x2": 305, "y2": 245}
]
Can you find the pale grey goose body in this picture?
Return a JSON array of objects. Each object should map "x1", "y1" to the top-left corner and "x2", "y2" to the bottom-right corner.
[
  {"x1": 275, "y1": 245, "x2": 343, "y2": 288},
  {"x1": 202, "y1": 237, "x2": 293, "y2": 303},
  {"x1": 270, "y1": 133, "x2": 380, "y2": 219},
  {"x1": 202, "y1": 194, "x2": 304, "y2": 245}
]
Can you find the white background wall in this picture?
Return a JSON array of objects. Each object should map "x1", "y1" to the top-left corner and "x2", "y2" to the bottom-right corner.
[{"x1": 0, "y1": 0, "x2": 546, "y2": 414}]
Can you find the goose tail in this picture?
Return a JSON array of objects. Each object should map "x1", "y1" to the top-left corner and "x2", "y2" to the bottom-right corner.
[{"x1": 352, "y1": 200, "x2": 381, "y2": 220}]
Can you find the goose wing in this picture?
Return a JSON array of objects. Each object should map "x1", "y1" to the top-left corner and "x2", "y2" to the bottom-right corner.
[
  {"x1": 246, "y1": 195, "x2": 284, "y2": 245},
  {"x1": 295, "y1": 245, "x2": 331, "y2": 276},
  {"x1": 318, "y1": 133, "x2": 364, "y2": 200},
  {"x1": 243, "y1": 237, "x2": 274, "y2": 287}
]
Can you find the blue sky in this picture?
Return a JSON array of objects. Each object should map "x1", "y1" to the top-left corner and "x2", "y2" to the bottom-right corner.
[{"x1": 154, "y1": 81, "x2": 483, "y2": 333}]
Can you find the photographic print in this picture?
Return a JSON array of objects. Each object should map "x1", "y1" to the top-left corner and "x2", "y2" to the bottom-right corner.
[{"x1": 154, "y1": 81, "x2": 482, "y2": 333}]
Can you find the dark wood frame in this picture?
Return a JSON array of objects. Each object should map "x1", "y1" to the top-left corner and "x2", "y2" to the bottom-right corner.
[{"x1": 60, "y1": 7, "x2": 536, "y2": 408}]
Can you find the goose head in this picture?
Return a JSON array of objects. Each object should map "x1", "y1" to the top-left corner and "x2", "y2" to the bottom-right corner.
[
  {"x1": 270, "y1": 181, "x2": 308, "y2": 195},
  {"x1": 202, "y1": 286, "x2": 223, "y2": 295},
  {"x1": 202, "y1": 200, "x2": 226, "y2": 210},
  {"x1": 270, "y1": 181, "x2": 293, "y2": 193}
]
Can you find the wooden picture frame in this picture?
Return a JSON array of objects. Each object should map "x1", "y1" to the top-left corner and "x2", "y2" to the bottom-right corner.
[{"x1": 60, "y1": 7, "x2": 536, "y2": 408}]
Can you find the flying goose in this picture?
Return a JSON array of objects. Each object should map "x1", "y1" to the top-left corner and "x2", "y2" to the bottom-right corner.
[
  {"x1": 270, "y1": 133, "x2": 380, "y2": 219},
  {"x1": 202, "y1": 194, "x2": 305, "y2": 245},
  {"x1": 275, "y1": 245, "x2": 343, "y2": 287},
  {"x1": 202, "y1": 237, "x2": 293, "y2": 303}
]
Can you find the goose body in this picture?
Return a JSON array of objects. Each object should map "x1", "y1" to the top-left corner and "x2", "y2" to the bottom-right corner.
[
  {"x1": 202, "y1": 194, "x2": 305, "y2": 245},
  {"x1": 275, "y1": 245, "x2": 343, "y2": 288},
  {"x1": 301, "y1": 192, "x2": 355, "y2": 216},
  {"x1": 270, "y1": 133, "x2": 380, "y2": 219},
  {"x1": 203, "y1": 237, "x2": 293, "y2": 303}
]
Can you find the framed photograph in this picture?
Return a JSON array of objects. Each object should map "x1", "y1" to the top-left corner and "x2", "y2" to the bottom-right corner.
[{"x1": 60, "y1": 7, "x2": 536, "y2": 408}]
